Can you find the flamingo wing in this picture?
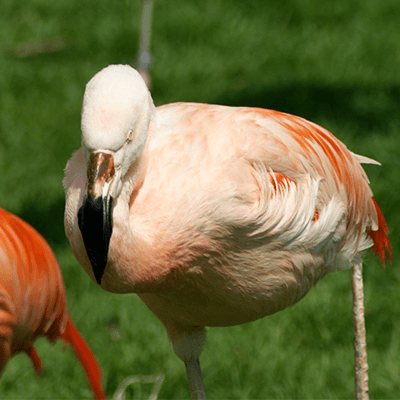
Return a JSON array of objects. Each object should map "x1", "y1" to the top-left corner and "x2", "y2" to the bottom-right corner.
[{"x1": 152, "y1": 103, "x2": 391, "y2": 268}]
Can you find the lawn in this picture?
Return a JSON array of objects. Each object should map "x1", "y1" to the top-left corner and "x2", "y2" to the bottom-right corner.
[{"x1": 0, "y1": 0, "x2": 399, "y2": 398}]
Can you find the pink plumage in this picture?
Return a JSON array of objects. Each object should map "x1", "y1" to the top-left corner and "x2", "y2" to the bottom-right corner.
[
  {"x1": 0, "y1": 208, "x2": 106, "y2": 399},
  {"x1": 64, "y1": 65, "x2": 391, "y2": 399}
]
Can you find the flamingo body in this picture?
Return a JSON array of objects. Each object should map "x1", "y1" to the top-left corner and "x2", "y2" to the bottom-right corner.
[
  {"x1": 0, "y1": 208, "x2": 105, "y2": 399},
  {"x1": 64, "y1": 65, "x2": 391, "y2": 398}
]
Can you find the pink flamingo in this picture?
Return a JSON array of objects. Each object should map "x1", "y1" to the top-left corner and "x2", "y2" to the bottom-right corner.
[
  {"x1": 0, "y1": 208, "x2": 106, "y2": 399},
  {"x1": 64, "y1": 64, "x2": 391, "y2": 399}
]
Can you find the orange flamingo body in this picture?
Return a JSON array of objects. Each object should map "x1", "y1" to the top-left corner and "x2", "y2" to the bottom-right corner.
[
  {"x1": 64, "y1": 65, "x2": 391, "y2": 399},
  {"x1": 0, "y1": 208, "x2": 106, "y2": 399}
]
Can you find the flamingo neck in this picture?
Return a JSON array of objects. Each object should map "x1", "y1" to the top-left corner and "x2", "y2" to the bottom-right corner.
[{"x1": 100, "y1": 137, "x2": 170, "y2": 294}]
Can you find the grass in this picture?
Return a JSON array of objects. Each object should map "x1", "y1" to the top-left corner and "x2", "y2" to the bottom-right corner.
[{"x1": 0, "y1": 0, "x2": 399, "y2": 398}]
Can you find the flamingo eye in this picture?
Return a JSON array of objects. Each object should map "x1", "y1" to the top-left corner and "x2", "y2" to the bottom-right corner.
[{"x1": 126, "y1": 129, "x2": 134, "y2": 143}]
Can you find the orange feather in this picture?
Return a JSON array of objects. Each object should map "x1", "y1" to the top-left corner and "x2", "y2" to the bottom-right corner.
[
  {"x1": 0, "y1": 208, "x2": 106, "y2": 399},
  {"x1": 368, "y1": 198, "x2": 392, "y2": 265}
]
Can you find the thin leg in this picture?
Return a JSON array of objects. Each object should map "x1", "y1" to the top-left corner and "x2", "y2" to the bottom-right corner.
[
  {"x1": 352, "y1": 261, "x2": 369, "y2": 400},
  {"x1": 136, "y1": 0, "x2": 154, "y2": 90},
  {"x1": 185, "y1": 358, "x2": 206, "y2": 400},
  {"x1": 158, "y1": 320, "x2": 207, "y2": 400}
]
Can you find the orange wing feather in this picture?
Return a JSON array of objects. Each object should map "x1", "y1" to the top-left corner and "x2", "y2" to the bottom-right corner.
[
  {"x1": 368, "y1": 198, "x2": 392, "y2": 265},
  {"x1": 270, "y1": 110, "x2": 392, "y2": 265}
]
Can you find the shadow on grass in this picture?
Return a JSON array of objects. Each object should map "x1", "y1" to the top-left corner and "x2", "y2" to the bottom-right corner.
[
  {"x1": 213, "y1": 83, "x2": 400, "y2": 137},
  {"x1": 18, "y1": 195, "x2": 67, "y2": 249}
]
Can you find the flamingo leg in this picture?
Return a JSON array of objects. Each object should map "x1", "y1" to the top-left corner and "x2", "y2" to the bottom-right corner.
[
  {"x1": 136, "y1": 0, "x2": 153, "y2": 90},
  {"x1": 185, "y1": 358, "x2": 206, "y2": 400},
  {"x1": 352, "y1": 259, "x2": 369, "y2": 400}
]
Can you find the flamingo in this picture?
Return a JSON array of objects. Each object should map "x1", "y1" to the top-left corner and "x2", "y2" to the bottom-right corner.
[
  {"x1": 0, "y1": 208, "x2": 106, "y2": 399},
  {"x1": 64, "y1": 64, "x2": 391, "y2": 400}
]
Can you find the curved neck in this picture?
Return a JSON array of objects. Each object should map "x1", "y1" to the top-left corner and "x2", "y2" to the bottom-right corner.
[{"x1": 100, "y1": 138, "x2": 172, "y2": 294}]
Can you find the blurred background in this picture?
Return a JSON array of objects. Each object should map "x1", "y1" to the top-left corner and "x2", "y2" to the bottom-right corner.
[{"x1": 0, "y1": 0, "x2": 399, "y2": 398}]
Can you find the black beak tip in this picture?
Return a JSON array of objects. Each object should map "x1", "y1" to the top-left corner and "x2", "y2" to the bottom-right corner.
[
  {"x1": 93, "y1": 265, "x2": 104, "y2": 285},
  {"x1": 78, "y1": 195, "x2": 113, "y2": 286}
]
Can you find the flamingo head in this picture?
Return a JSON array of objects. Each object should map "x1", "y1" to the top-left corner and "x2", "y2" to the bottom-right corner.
[{"x1": 78, "y1": 64, "x2": 154, "y2": 284}]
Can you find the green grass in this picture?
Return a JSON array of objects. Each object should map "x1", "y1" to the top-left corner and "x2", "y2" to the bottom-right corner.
[{"x1": 0, "y1": 0, "x2": 399, "y2": 398}]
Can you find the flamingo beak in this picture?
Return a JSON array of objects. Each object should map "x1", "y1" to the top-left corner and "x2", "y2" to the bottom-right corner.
[{"x1": 78, "y1": 152, "x2": 119, "y2": 284}]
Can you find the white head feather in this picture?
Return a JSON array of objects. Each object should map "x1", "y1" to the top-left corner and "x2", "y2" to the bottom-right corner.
[{"x1": 81, "y1": 64, "x2": 155, "y2": 175}]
